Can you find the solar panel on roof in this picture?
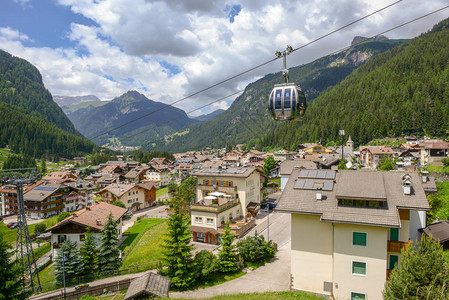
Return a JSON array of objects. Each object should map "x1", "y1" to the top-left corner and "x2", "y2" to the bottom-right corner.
[
  {"x1": 303, "y1": 180, "x2": 314, "y2": 189},
  {"x1": 323, "y1": 181, "x2": 334, "y2": 191},
  {"x1": 308, "y1": 170, "x2": 317, "y2": 178},
  {"x1": 325, "y1": 171, "x2": 336, "y2": 179},
  {"x1": 294, "y1": 179, "x2": 306, "y2": 189},
  {"x1": 298, "y1": 170, "x2": 309, "y2": 178},
  {"x1": 317, "y1": 171, "x2": 326, "y2": 179},
  {"x1": 34, "y1": 186, "x2": 57, "y2": 191}
]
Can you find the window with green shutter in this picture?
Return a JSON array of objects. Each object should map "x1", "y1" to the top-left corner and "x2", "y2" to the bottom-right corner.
[
  {"x1": 389, "y1": 255, "x2": 399, "y2": 270},
  {"x1": 353, "y1": 232, "x2": 367, "y2": 246},
  {"x1": 352, "y1": 261, "x2": 366, "y2": 275},
  {"x1": 351, "y1": 292, "x2": 366, "y2": 300},
  {"x1": 390, "y1": 228, "x2": 399, "y2": 241}
]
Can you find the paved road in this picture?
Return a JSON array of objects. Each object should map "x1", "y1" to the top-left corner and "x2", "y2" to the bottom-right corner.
[{"x1": 170, "y1": 241, "x2": 291, "y2": 299}]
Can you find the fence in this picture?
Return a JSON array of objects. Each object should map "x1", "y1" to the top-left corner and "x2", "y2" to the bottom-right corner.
[{"x1": 37, "y1": 279, "x2": 132, "y2": 300}]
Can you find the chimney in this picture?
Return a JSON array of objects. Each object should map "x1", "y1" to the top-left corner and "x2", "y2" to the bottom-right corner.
[
  {"x1": 316, "y1": 187, "x2": 322, "y2": 200},
  {"x1": 96, "y1": 218, "x2": 102, "y2": 226},
  {"x1": 422, "y1": 176, "x2": 427, "y2": 183},
  {"x1": 402, "y1": 174, "x2": 412, "y2": 195}
]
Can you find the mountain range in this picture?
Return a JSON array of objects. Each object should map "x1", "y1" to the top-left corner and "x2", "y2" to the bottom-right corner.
[{"x1": 145, "y1": 36, "x2": 406, "y2": 152}]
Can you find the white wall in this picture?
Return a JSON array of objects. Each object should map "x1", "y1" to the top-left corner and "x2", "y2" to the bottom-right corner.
[{"x1": 410, "y1": 210, "x2": 426, "y2": 241}]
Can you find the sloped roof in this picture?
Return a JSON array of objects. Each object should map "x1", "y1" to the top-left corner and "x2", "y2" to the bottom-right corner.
[
  {"x1": 280, "y1": 160, "x2": 317, "y2": 175},
  {"x1": 424, "y1": 142, "x2": 449, "y2": 149},
  {"x1": 422, "y1": 221, "x2": 449, "y2": 243},
  {"x1": 24, "y1": 182, "x2": 66, "y2": 202},
  {"x1": 99, "y1": 183, "x2": 153, "y2": 198},
  {"x1": 42, "y1": 172, "x2": 77, "y2": 181},
  {"x1": 46, "y1": 201, "x2": 127, "y2": 232},
  {"x1": 277, "y1": 170, "x2": 430, "y2": 228},
  {"x1": 124, "y1": 272, "x2": 170, "y2": 300}
]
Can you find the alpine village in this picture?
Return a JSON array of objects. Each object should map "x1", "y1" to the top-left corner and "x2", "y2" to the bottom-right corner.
[{"x1": 1, "y1": 2, "x2": 449, "y2": 300}]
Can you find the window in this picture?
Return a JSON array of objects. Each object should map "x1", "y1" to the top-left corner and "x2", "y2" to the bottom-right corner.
[
  {"x1": 390, "y1": 228, "x2": 399, "y2": 241},
  {"x1": 195, "y1": 217, "x2": 203, "y2": 224},
  {"x1": 351, "y1": 292, "x2": 366, "y2": 300},
  {"x1": 57, "y1": 235, "x2": 66, "y2": 243},
  {"x1": 206, "y1": 218, "x2": 214, "y2": 225},
  {"x1": 283, "y1": 88, "x2": 291, "y2": 108},
  {"x1": 352, "y1": 261, "x2": 366, "y2": 276},
  {"x1": 229, "y1": 213, "x2": 233, "y2": 220},
  {"x1": 389, "y1": 255, "x2": 399, "y2": 270},
  {"x1": 128, "y1": 192, "x2": 131, "y2": 196},
  {"x1": 275, "y1": 89, "x2": 282, "y2": 109},
  {"x1": 353, "y1": 232, "x2": 367, "y2": 246},
  {"x1": 128, "y1": 200, "x2": 132, "y2": 203}
]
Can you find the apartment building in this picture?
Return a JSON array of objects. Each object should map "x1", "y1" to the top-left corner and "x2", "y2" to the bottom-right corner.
[
  {"x1": 145, "y1": 165, "x2": 171, "y2": 187},
  {"x1": 98, "y1": 183, "x2": 157, "y2": 211},
  {"x1": 24, "y1": 182, "x2": 72, "y2": 218},
  {"x1": 276, "y1": 169, "x2": 429, "y2": 300}
]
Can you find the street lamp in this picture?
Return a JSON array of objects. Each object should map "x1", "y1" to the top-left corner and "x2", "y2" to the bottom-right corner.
[{"x1": 339, "y1": 130, "x2": 345, "y2": 160}]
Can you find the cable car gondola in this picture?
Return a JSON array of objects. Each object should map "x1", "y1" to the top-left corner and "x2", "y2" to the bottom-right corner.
[{"x1": 268, "y1": 46, "x2": 307, "y2": 121}]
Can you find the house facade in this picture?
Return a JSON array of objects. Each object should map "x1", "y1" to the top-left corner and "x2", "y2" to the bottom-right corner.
[
  {"x1": 46, "y1": 202, "x2": 127, "y2": 258},
  {"x1": 420, "y1": 141, "x2": 449, "y2": 165},
  {"x1": 145, "y1": 165, "x2": 170, "y2": 186},
  {"x1": 24, "y1": 182, "x2": 72, "y2": 218},
  {"x1": 359, "y1": 146, "x2": 395, "y2": 168},
  {"x1": 98, "y1": 183, "x2": 156, "y2": 211},
  {"x1": 276, "y1": 169, "x2": 429, "y2": 300}
]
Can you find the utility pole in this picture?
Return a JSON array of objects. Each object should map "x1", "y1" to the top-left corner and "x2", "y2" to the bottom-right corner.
[
  {"x1": 339, "y1": 130, "x2": 345, "y2": 160},
  {"x1": 1, "y1": 168, "x2": 42, "y2": 293},
  {"x1": 266, "y1": 203, "x2": 271, "y2": 241}
]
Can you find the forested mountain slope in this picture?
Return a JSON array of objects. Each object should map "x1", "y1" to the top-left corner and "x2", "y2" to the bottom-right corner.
[
  {"x1": 256, "y1": 18, "x2": 449, "y2": 150},
  {"x1": 0, "y1": 49, "x2": 96, "y2": 158},
  {"x1": 0, "y1": 50, "x2": 80, "y2": 135},
  {"x1": 67, "y1": 90, "x2": 197, "y2": 146},
  {"x1": 147, "y1": 38, "x2": 405, "y2": 152}
]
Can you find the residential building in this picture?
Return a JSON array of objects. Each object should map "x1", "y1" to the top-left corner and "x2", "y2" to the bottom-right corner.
[
  {"x1": 420, "y1": 220, "x2": 449, "y2": 250},
  {"x1": 98, "y1": 183, "x2": 157, "y2": 211},
  {"x1": 63, "y1": 181, "x2": 97, "y2": 210},
  {"x1": 359, "y1": 146, "x2": 395, "y2": 168},
  {"x1": 149, "y1": 157, "x2": 173, "y2": 166},
  {"x1": 273, "y1": 149, "x2": 297, "y2": 161},
  {"x1": 24, "y1": 182, "x2": 72, "y2": 218},
  {"x1": 42, "y1": 171, "x2": 77, "y2": 183},
  {"x1": 46, "y1": 201, "x2": 127, "y2": 258},
  {"x1": 420, "y1": 141, "x2": 449, "y2": 165},
  {"x1": 303, "y1": 144, "x2": 334, "y2": 155},
  {"x1": 276, "y1": 169, "x2": 430, "y2": 300},
  {"x1": 190, "y1": 166, "x2": 263, "y2": 243},
  {"x1": 124, "y1": 167, "x2": 149, "y2": 183},
  {"x1": 145, "y1": 165, "x2": 171, "y2": 186},
  {"x1": 73, "y1": 157, "x2": 87, "y2": 165}
]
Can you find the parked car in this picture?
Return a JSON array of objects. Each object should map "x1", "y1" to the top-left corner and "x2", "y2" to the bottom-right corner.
[
  {"x1": 260, "y1": 202, "x2": 277, "y2": 212},
  {"x1": 9, "y1": 222, "x2": 19, "y2": 229},
  {"x1": 7, "y1": 222, "x2": 16, "y2": 228}
]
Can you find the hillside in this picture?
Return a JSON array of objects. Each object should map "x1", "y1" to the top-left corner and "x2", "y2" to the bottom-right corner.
[
  {"x1": 255, "y1": 18, "x2": 449, "y2": 150},
  {"x1": 193, "y1": 109, "x2": 226, "y2": 122},
  {"x1": 147, "y1": 38, "x2": 405, "y2": 152},
  {"x1": 62, "y1": 100, "x2": 109, "y2": 114},
  {"x1": 0, "y1": 49, "x2": 80, "y2": 135},
  {"x1": 0, "y1": 49, "x2": 96, "y2": 158},
  {"x1": 67, "y1": 90, "x2": 197, "y2": 146},
  {"x1": 53, "y1": 94, "x2": 101, "y2": 108}
]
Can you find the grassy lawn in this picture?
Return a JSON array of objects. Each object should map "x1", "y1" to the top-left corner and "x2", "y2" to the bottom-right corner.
[
  {"x1": 119, "y1": 218, "x2": 165, "y2": 252},
  {"x1": 425, "y1": 163, "x2": 446, "y2": 174},
  {"x1": 428, "y1": 181, "x2": 449, "y2": 223},
  {"x1": 34, "y1": 241, "x2": 51, "y2": 258},
  {"x1": 0, "y1": 215, "x2": 59, "y2": 245},
  {"x1": 37, "y1": 262, "x2": 56, "y2": 291},
  {"x1": 162, "y1": 291, "x2": 324, "y2": 300},
  {"x1": 268, "y1": 178, "x2": 281, "y2": 185},
  {"x1": 156, "y1": 186, "x2": 168, "y2": 198},
  {"x1": 189, "y1": 270, "x2": 245, "y2": 290},
  {"x1": 121, "y1": 221, "x2": 167, "y2": 269}
]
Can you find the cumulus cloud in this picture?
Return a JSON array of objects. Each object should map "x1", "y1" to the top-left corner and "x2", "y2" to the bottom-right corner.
[{"x1": 2, "y1": 0, "x2": 448, "y2": 116}]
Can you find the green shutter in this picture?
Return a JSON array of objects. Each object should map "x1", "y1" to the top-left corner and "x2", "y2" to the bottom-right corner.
[
  {"x1": 390, "y1": 228, "x2": 399, "y2": 241},
  {"x1": 352, "y1": 262, "x2": 366, "y2": 275},
  {"x1": 351, "y1": 292, "x2": 366, "y2": 300},
  {"x1": 389, "y1": 255, "x2": 399, "y2": 270},
  {"x1": 353, "y1": 232, "x2": 367, "y2": 246}
]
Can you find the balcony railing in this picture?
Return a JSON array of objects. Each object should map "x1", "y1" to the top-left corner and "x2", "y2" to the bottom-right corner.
[
  {"x1": 387, "y1": 240, "x2": 409, "y2": 253},
  {"x1": 197, "y1": 184, "x2": 237, "y2": 193},
  {"x1": 218, "y1": 218, "x2": 256, "y2": 237},
  {"x1": 191, "y1": 199, "x2": 240, "y2": 213}
]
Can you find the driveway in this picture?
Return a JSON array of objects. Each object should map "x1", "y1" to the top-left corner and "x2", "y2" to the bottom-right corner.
[{"x1": 170, "y1": 241, "x2": 291, "y2": 299}]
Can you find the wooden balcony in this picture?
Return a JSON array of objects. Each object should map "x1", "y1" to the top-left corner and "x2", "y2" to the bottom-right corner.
[
  {"x1": 218, "y1": 218, "x2": 256, "y2": 237},
  {"x1": 191, "y1": 199, "x2": 240, "y2": 213},
  {"x1": 197, "y1": 184, "x2": 237, "y2": 193},
  {"x1": 386, "y1": 269, "x2": 393, "y2": 280},
  {"x1": 387, "y1": 240, "x2": 409, "y2": 253}
]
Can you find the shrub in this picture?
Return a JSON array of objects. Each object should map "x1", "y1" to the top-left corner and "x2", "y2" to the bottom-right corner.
[
  {"x1": 57, "y1": 211, "x2": 72, "y2": 223},
  {"x1": 237, "y1": 232, "x2": 276, "y2": 265},
  {"x1": 34, "y1": 223, "x2": 47, "y2": 235},
  {"x1": 194, "y1": 250, "x2": 219, "y2": 279}
]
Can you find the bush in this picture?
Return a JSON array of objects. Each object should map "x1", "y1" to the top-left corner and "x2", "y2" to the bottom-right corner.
[
  {"x1": 237, "y1": 232, "x2": 276, "y2": 265},
  {"x1": 194, "y1": 250, "x2": 219, "y2": 279},
  {"x1": 34, "y1": 223, "x2": 47, "y2": 235},
  {"x1": 57, "y1": 211, "x2": 72, "y2": 223},
  {"x1": 79, "y1": 296, "x2": 94, "y2": 300}
]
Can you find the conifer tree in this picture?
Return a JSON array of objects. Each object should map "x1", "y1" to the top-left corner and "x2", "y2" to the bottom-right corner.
[
  {"x1": 40, "y1": 156, "x2": 46, "y2": 174},
  {"x1": 160, "y1": 196, "x2": 196, "y2": 289},
  {"x1": 80, "y1": 227, "x2": 98, "y2": 275},
  {"x1": 383, "y1": 235, "x2": 449, "y2": 299},
  {"x1": 54, "y1": 240, "x2": 84, "y2": 285},
  {"x1": 98, "y1": 213, "x2": 121, "y2": 273},
  {"x1": 218, "y1": 223, "x2": 239, "y2": 273},
  {"x1": 0, "y1": 234, "x2": 31, "y2": 299}
]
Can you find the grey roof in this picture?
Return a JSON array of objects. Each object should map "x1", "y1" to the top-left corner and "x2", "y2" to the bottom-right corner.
[
  {"x1": 421, "y1": 176, "x2": 438, "y2": 193},
  {"x1": 193, "y1": 166, "x2": 258, "y2": 178},
  {"x1": 124, "y1": 272, "x2": 170, "y2": 299},
  {"x1": 421, "y1": 221, "x2": 449, "y2": 243},
  {"x1": 24, "y1": 183, "x2": 66, "y2": 202},
  {"x1": 280, "y1": 160, "x2": 317, "y2": 175},
  {"x1": 277, "y1": 170, "x2": 430, "y2": 228}
]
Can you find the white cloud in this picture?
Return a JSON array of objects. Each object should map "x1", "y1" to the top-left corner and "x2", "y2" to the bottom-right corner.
[{"x1": 1, "y1": 0, "x2": 448, "y2": 115}]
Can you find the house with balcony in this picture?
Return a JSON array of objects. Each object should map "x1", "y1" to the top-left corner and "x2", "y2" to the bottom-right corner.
[
  {"x1": 145, "y1": 165, "x2": 171, "y2": 187},
  {"x1": 63, "y1": 181, "x2": 98, "y2": 210},
  {"x1": 420, "y1": 141, "x2": 449, "y2": 165},
  {"x1": 273, "y1": 149, "x2": 297, "y2": 161},
  {"x1": 276, "y1": 169, "x2": 429, "y2": 300},
  {"x1": 46, "y1": 201, "x2": 127, "y2": 258},
  {"x1": 359, "y1": 146, "x2": 395, "y2": 168},
  {"x1": 124, "y1": 166, "x2": 149, "y2": 183},
  {"x1": 24, "y1": 182, "x2": 72, "y2": 218},
  {"x1": 190, "y1": 166, "x2": 263, "y2": 243},
  {"x1": 97, "y1": 182, "x2": 157, "y2": 211}
]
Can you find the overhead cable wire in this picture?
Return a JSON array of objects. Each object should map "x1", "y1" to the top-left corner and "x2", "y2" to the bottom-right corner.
[{"x1": 87, "y1": 0, "x2": 404, "y2": 142}]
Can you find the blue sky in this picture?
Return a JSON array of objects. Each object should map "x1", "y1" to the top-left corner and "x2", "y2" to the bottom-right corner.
[{"x1": 0, "y1": 0, "x2": 448, "y2": 116}]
